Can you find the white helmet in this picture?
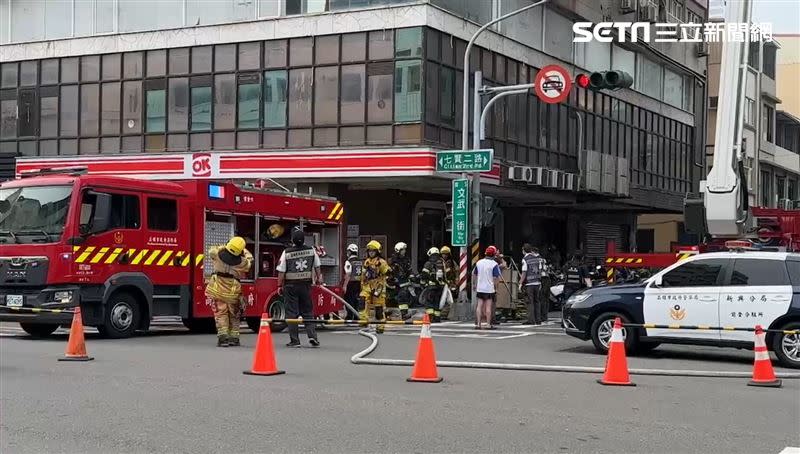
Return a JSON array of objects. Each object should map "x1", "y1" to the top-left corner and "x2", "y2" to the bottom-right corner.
[
  {"x1": 394, "y1": 242, "x2": 407, "y2": 253},
  {"x1": 427, "y1": 247, "x2": 440, "y2": 257},
  {"x1": 347, "y1": 244, "x2": 358, "y2": 255}
]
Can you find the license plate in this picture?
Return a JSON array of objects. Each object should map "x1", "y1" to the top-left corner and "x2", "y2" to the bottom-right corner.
[{"x1": 5, "y1": 295, "x2": 23, "y2": 307}]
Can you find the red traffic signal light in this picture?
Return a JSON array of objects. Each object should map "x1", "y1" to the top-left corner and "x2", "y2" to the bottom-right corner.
[{"x1": 575, "y1": 73, "x2": 590, "y2": 89}]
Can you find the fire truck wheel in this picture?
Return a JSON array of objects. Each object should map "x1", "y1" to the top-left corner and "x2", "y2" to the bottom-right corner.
[
  {"x1": 772, "y1": 321, "x2": 800, "y2": 369},
  {"x1": 97, "y1": 292, "x2": 140, "y2": 339},
  {"x1": 19, "y1": 323, "x2": 59, "y2": 337}
]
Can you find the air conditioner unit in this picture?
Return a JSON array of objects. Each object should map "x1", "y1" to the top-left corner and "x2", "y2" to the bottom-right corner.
[
  {"x1": 547, "y1": 170, "x2": 563, "y2": 189},
  {"x1": 640, "y1": 4, "x2": 657, "y2": 22},
  {"x1": 529, "y1": 167, "x2": 547, "y2": 186},
  {"x1": 580, "y1": 150, "x2": 602, "y2": 192},
  {"x1": 508, "y1": 166, "x2": 533, "y2": 183},
  {"x1": 696, "y1": 41, "x2": 709, "y2": 57},
  {"x1": 616, "y1": 157, "x2": 630, "y2": 196},
  {"x1": 601, "y1": 154, "x2": 617, "y2": 194},
  {"x1": 619, "y1": 0, "x2": 635, "y2": 14},
  {"x1": 563, "y1": 173, "x2": 578, "y2": 191}
]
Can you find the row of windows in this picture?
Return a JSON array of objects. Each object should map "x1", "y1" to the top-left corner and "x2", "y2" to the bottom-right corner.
[
  {"x1": 83, "y1": 191, "x2": 178, "y2": 233},
  {"x1": 662, "y1": 259, "x2": 798, "y2": 288}
]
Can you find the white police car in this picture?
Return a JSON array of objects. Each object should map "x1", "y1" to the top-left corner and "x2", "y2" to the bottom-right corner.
[{"x1": 562, "y1": 250, "x2": 800, "y2": 368}]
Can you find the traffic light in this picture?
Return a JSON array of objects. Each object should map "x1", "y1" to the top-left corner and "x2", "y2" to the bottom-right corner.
[
  {"x1": 445, "y1": 201, "x2": 453, "y2": 232},
  {"x1": 575, "y1": 70, "x2": 633, "y2": 91}
]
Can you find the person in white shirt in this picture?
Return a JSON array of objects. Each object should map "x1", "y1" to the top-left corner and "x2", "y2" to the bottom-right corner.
[{"x1": 473, "y1": 245, "x2": 501, "y2": 330}]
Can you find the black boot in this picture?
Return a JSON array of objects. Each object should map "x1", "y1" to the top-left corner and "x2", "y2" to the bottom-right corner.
[
  {"x1": 217, "y1": 335, "x2": 229, "y2": 347},
  {"x1": 228, "y1": 336, "x2": 240, "y2": 347}
]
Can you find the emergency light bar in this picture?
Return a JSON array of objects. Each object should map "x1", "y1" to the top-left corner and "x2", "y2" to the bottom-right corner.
[{"x1": 724, "y1": 240, "x2": 761, "y2": 251}]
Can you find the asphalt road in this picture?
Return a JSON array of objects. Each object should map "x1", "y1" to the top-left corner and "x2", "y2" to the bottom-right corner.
[{"x1": 1, "y1": 320, "x2": 798, "y2": 453}]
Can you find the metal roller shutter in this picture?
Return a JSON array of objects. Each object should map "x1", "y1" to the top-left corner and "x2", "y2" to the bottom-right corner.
[{"x1": 585, "y1": 223, "x2": 622, "y2": 259}]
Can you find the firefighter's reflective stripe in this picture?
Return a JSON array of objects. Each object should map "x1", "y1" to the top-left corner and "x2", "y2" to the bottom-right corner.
[
  {"x1": 131, "y1": 250, "x2": 148, "y2": 265},
  {"x1": 182, "y1": 254, "x2": 192, "y2": 267},
  {"x1": 156, "y1": 250, "x2": 173, "y2": 266},
  {"x1": 335, "y1": 207, "x2": 344, "y2": 221},
  {"x1": 104, "y1": 248, "x2": 124, "y2": 264},
  {"x1": 90, "y1": 247, "x2": 109, "y2": 264},
  {"x1": 195, "y1": 254, "x2": 205, "y2": 266},
  {"x1": 144, "y1": 250, "x2": 161, "y2": 266},
  {"x1": 605, "y1": 257, "x2": 643, "y2": 264}
]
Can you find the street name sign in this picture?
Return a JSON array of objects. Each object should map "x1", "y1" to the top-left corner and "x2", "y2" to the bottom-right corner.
[
  {"x1": 451, "y1": 179, "x2": 469, "y2": 247},
  {"x1": 436, "y1": 149, "x2": 493, "y2": 173}
]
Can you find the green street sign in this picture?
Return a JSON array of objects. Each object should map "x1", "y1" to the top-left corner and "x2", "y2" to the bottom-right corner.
[
  {"x1": 436, "y1": 149, "x2": 493, "y2": 173},
  {"x1": 451, "y1": 179, "x2": 469, "y2": 247}
]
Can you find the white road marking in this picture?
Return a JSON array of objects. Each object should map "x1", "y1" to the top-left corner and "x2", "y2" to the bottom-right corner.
[{"x1": 779, "y1": 448, "x2": 800, "y2": 454}]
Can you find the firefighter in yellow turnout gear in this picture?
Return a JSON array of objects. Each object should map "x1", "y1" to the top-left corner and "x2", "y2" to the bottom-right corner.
[
  {"x1": 205, "y1": 236, "x2": 253, "y2": 347},
  {"x1": 360, "y1": 240, "x2": 391, "y2": 333}
]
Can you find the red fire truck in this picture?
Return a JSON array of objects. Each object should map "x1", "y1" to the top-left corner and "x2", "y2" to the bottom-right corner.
[{"x1": 0, "y1": 168, "x2": 345, "y2": 338}]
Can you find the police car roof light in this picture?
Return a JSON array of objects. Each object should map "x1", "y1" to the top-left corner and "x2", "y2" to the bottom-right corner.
[{"x1": 724, "y1": 240, "x2": 760, "y2": 251}]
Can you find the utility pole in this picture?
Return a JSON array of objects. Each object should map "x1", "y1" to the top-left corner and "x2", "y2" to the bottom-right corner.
[{"x1": 452, "y1": 0, "x2": 550, "y2": 321}]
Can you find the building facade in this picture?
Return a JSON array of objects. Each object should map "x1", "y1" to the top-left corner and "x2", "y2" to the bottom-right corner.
[{"x1": 0, "y1": 0, "x2": 707, "y2": 267}]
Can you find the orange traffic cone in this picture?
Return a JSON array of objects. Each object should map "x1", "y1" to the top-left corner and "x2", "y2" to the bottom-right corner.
[
  {"x1": 58, "y1": 307, "x2": 94, "y2": 362},
  {"x1": 597, "y1": 317, "x2": 634, "y2": 386},
  {"x1": 407, "y1": 314, "x2": 443, "y2": 383},
  {"x1": 748, "y1": 325, "x2": 781, "y2": 388},
  {"x1": 243, "y1": 314, "x2": 285, "y2": 376}
]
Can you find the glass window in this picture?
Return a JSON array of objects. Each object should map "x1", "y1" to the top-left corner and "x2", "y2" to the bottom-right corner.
[
  {"x1": 101, "y1": 137, "x2": 120, "y2": 153},
  {"x1": 192, "y1": 47, "x2": 213, "y2": 73},
  {"x1": 395, "y1": 60, "x2": 422, "y2": 122},
  {"x1": 80, "y1": 84, "x2": 100, "y2": 136},
  {"x1": 288, "y1": 128, "x2": 311, "y2": 147},
  {"x1": 239, "y1": 42, "x2": 261, "y2": 70},
  {"x1": 316, "y1": 35, "x2": 340, "y2": 66},
  {"x1": 169, "y1": 48, "x2": 190, "y2": 75},
  {"x1": 340, "y1": 126, "x2": 364, "y2": 146},
  {"x1": 146, "y1": 89, "x2": 166, "y2": 133},
  {"x1": 367, "y1": 125, "x2": 392, "y2": 145},
  {"x1": 342, "y1": 33, "x2": 366, "y2": 62},
  {"x1": 259, "y1": 0, "x2": 281, "y2": 16},
  {"x1": 60, "y1": 85, "x2": 79, "y2": 136},
  {"x1": 101, "y1": 83, "x2": 121, "y2": 135},
  {"x1": 238, "y1": 77, "x2": 261, "y2": 129},
  {"x1": 169, "y1": 78, "x2": 189, "y2": 131},
  {"x1": 40, "y1": 140, "x2": 58, "y2": 156},
  {"x1": 544, "y1": 9, "x2": 573, "y2": 62},
  {"x1": 313, "y1": 128, "x2": 338, "y2": 147},
  {"x1": 147, "y1": 198, "x2": 178, "y2": 231},
  {"x1": 263, "y1": 130, "x2": 286, "y2": 148},
  {"x1": 290, "y1": 38, "x2": 313, "y2": 67},
  {"x1": 0, "y1": 99, "x2": 16, "y2": 139},
  {"x1": 395, "y1": 124, "x2": 422, "y2": 144},
  {"x1": 661, "y1": 259, "x2": 727, "y2": 287},
  {"x1": 341, "y1": 65, "x2": 365, "y2": 124},
  {"x1": 427, "y1": 29, "x2": 440, "y2": 62},
  {"x1": 40, "y1": 95, "x2": 59, "y2": 138},
  {"x1": 369, "y1": 30, "x2": 393, "y2": 60},
  {"x1": 315, "y1": 66, "x2": 339, "y2": 125},
  {"x1": 788, "y1": 262, "x2": 800, "y2": 286},
  {"x1": 79, "y1": 56, "x2": 99, "y2": 83},
  {"x1": 118, "y1": 0, "x2": 182, "y2": 33},
  {"x1": 439, "y1": 66, "x2": 455, "y2": 126},
  {"x1": 612, "y1": 46, "x2": 636, "y2": 89},
  {"x1": 80, "y1": 138, "x2": 99, "y2": 154},
  {"x1": 638, "y1": 57, "x2": 663, "y2": 100},
  {"x1": 122, "y1": 81, "x2": 143, "y2": 134},
  {"x1": 41, "y1": 59, "x2": 59, "y2": 85},
  {"x1": 395, "y1": 28, "x2": 422, "y2": 58},
  {"x1": 763, "y1": 105, "x2": 774, "y2": 143},
  {"x1": 146, "y1": 50, "x2": 166, "y2": 77},
  {"x1": 367, "y1": 63, "x2": 393, "y2": 123},
  {"x1": 20, "y1": 61, "x2": 37, "y2": 86},
  {"x1": 214, "y1": 74, "x2": 236, "y2": 129},
  {"x1": 123, "y1": 53, "x2": 143, "y2": 79},
  {"x1": 101, "y1": 54, "x2": 121, "y2": 80},
  {"x1": 145, "y1": 134, "x2": 166, "y2": 152},
  {"x1": 264, "y1": 70, "x2": 288, "y2": 128},
  {"x1": 95, "y1": 0, "x2": 115, "y2": 33},
  {"x1": 122, "y1": 136, "x2": 142, "y2": 153},
  {"x1": 582, "y1": 40, "x2": 610, "y2": 72},
  {"x1": 60, "y1": 58, "x2": 79, "y2": 84},
  {"x1": 59, "y1": 139, "x2": 77, "y2": 155},
  {"x1": 663, "y1": 68, "x2": 683, "y2": 108},
  {"x1": 289, "y1": 68, "x2": 312, "y2": 127},
  {"x1": 168, "y1": 134, "x2": 188, "y2": 151},
  {"x1": 730, "y1": 259, "x2": 790, "y2": 286},
  {"x1": 237, "y1": 131, "x2": 259, "y2": 149},
  {"x1": 215, "y1": 45, "x2": 236, "y2": 72},
  {"x1": 191, "y1": 86, "x2": 212, "y2": 131},
  {"x1": 190, "y1": 133, "x2": 211, "y2": 150},
  {"x1": 44, "y1": 0, "x2": 72, "y2": 39},
  {"x1": 265, "y1": 40, "x2": 288, "y2": 68},
  {"x1": 0, "y1": 64, "x2": 16, "y2": 88}
]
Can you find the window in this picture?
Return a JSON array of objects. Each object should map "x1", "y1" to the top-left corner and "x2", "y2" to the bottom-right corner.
[
  {"x1": 190, "y1": 78, "x2": 212, "y2": 132},
  {"x1": 0, "y1": 98, "x2": 16, "y2": 139},
  {"x1": 638, "y1": 57, "x2": 663, "y2": 100},
  {"x1": 80, "y1": 192, "x2": 140, "y2": 233},
  {"x1": 191, "y1": 47, "x2": 212, "y2": 73},
  {"x1": 315, "y1": 35, "x2": 340, "y2": 66},
  {"x1": 122, "y1": 81, "x2": 142, "y2": 134},
  {"x1": 661, "y1": 259, "x2": 727, "y2": 287},
  {"x1": 439, "y1": 67, "x2": 456, "y2": 126},
  {"x1": 763, "y1": 44, "x2": 776, "y2": 79},
  {"x1": 289, "y1": 68, "x2": 312, "y2": 127},
  {"x1": 369, "y1": 30, "x2": 394, "y2": 60},
  {"x1": 215, "y1": 45, "x2": 236, "y2": 72},
  {"x1": 40, "y1": 93, "x2": 59, "y2": 137},
  {"x1": 123, "y1": 53, "x2": 143, "y2": 79},
  {"x1": 102, "y1": 54, "x2": 121, "y2": 80},
  {"x1": 169, "y1": 48, "x2": 189, "y2": 75},
  {"x1": 168, "y1": 78, "x2": 189, "y2": 131},
  {"x1": 146, "y1": 50, "x2": 166, "y2": 78},
  {"x1": 147, "y1": 198, "x2": 178, "y2": 231},
  {"x1": 763, "y1": 105, "x2": 774, "y2": 143},
  {"x1": 730, "y1": 259, "x2": 790, "y2": 286},
  {"x1": 62, "y1": 58, "x2": 79, "y2": 83},
  {"x1": 80, "y1": 84, "x2": 100, "y2": 136},
  {"x1": 20, "y1": 61, "x2": 38, "y2": 86},
  {"x1": 342, "y1": 33, "x2": 366, "y2": 62},
  {"x1": 81, "y1": 56, "x2": 100, "y2": 82},
  {"x1": 367, "y1": 63, "x2": 393, "y2": 123},
  {"x1": 290, "y1": 38, "x2": 313, "y2": 67},
  {"x1": 214, "y1": 74, "x2": 236, "y2": 129},
  {"x1": 146, "y1": 89, "x2": 166, "y2": 133},
  {"x1": 761, "y1": 170, "x2": 771, "y2": 207},
  {"x1": 396, "y1": 28, "x2": 423, "y2": 58},
  {"x1": 41, "y1": 60, "x2": 59, "y2": 85},
  {"x1": 238, "y1": 74, "x2": 261, "y2": 129},
  {"x1": 776, "y1": 176, "x2": 786, "y2": 201},
  {"x1": 60, "y1": 85, "x2": 79, "y2": 136},
  {"x1": 788, "y1": 262, "x2": 800, "y2": 286},
  {"x1": 264, "y1": 70, "x2": 288, "y2": 127},
  {"x1": 238, "y1": 42, "x2": 261, "y2": 70},
  {"x1": 744, "y1": 98, "x2": 754, "y2": 125},
  {"x1": 264, "y1": 40, "x2": 287, "y2": 69},
  {"x1": 665, "y1": 0, "x2": 684, "y2": 22},
  {"x1": 395, "y1": 60, "x2": 422, "y2": 122},
  {"x1": 101, "y1": 83, "x2": 121, "y2": 135},
  {"x1": 748, "y1": 41, "x2": 760, "y2": 70},
  {"x1": 340, "y1": 65, "x2": 365, "y2": 124},
  {"x1": 314, "y1": 66, "x2": 339, "y2": 125}
]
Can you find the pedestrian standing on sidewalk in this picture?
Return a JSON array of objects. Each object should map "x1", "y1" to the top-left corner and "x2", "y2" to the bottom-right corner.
[
  {"x1": 473, "y1": 246, "x2": 501, "y2": 330},
  {"x1": 205, "y1": 236, "x2": 253, "y2": 347},
  {"x1": 519, "y1": 244, "x2": 544, "y2": 325},
  {"x1": 277, "y1": 229, "x2": 323, "y2": 348}
]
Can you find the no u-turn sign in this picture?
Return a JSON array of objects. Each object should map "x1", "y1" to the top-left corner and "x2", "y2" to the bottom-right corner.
[{"x1": 534, "y1": 64, "x2": 572, "y2": 104}]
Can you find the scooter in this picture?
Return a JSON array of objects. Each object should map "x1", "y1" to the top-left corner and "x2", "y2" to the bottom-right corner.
[{"x1": 548, "y1": 271, "x2": 567, "y2": 310}]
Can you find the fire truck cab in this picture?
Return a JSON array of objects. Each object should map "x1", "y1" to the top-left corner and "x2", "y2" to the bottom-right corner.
[{"x1": 0, "y1": 169, "x2": 345, "y2": 338}]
